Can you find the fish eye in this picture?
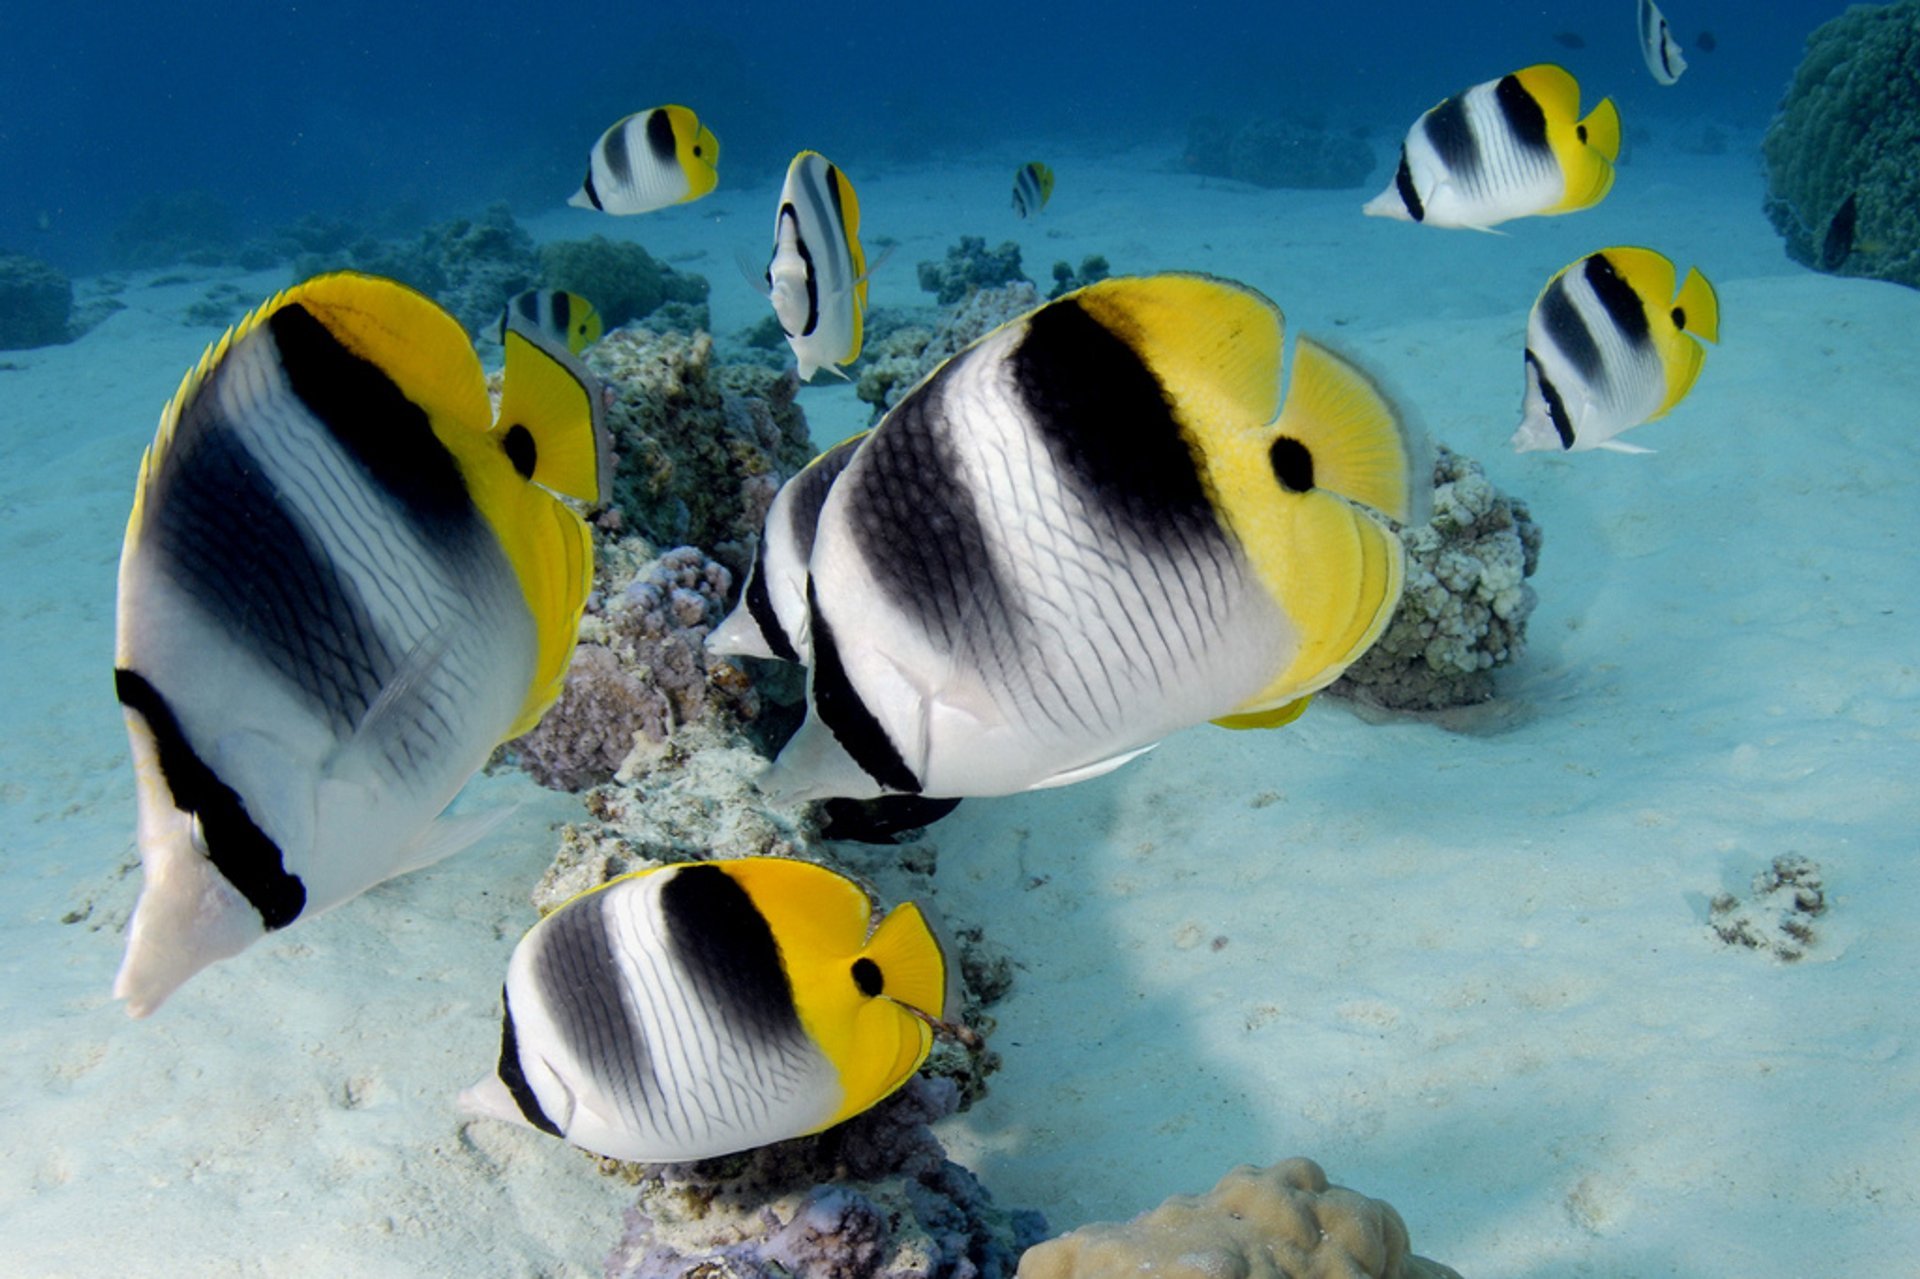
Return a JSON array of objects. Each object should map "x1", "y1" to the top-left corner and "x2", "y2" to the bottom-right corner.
[
  {"x1": 851, "y1": 957, "x2": 884, "y2": 997},
  {"x1": 188, "y1": 813, "x2": 210, "y2": 856}
]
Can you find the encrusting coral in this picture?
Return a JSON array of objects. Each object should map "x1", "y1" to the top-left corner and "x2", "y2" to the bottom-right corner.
[
  {"x1": 917, "y1": 236, "x2": 1031, "y2": 306},
  {"x1": 856, "y1": 282, "x2": 1044, "y2": 419},
  {"x1": 1761, "y1": 0, "x2": 1920, "y2": 288},
  {"x1": 1016, "y1": 1159, "x2": 1463, "y2": 1279},
  {"x1": 1330, "y1": 444, "x2": 1540, "y2": 711},
  {"x1": 604, "y1": 1078, "x2": 1048, "y2": 1279},
  {"x1": 0, "y1": 252, "x2": 73, "y2": 349}
]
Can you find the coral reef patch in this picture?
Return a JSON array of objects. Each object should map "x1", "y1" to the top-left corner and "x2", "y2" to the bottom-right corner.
[
  {"x1": 1016, "y1": 1158, "x2": 1462, "y2": 1279},
  {"x1": 917, "y1": 236, "x2": 1031, "y2": 306},
  {"x1": 293, "y1": 202, "x2": 541, "y2": 338},
  {"x1": 1761, "y1": 0, "x2": 1920, "y2": 288},
  {"x1": 537, "y1": 235, "x2": 711, "y2": 332},
  {"x1": 1331, "y1": 444, "x2": 1541, "y2": 711},
  {"x1": 1709, "y1": 854, "x2": 1827, "y2": 961},
  {"x1": 1046, "y1": 255, "x2": 1110, "y2": 300},
  {"x1": 1183, "y1": 116, "x2": 1377, "y2": 189},
  {"x1": 856, "y1": 282, "x2": 1043, "y2": 419},
  {"x1": 0, "y1": 252, "x2": 74, "y2": 349},
  {"x1": 104, "y1": 190, "x2": 240, "y2": 269}
]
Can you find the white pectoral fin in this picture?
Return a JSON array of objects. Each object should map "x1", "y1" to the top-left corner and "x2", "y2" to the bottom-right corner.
[
  {"x1": 707, "y1": 605, "x2": 781, "y2": 661},
  {"x1": 1025, "y1": 742, "x2": 1159, "y2": 792},
  {"x1": 391, "y1": 802, "x2": 520, "y2": 877},
  {"x1": 1596, "y1": 437, "x2": 1655, "y2": 454}
]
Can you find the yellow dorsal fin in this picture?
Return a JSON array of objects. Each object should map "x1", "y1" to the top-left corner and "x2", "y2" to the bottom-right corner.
[
  {"x1": 1513, "y1": 63, "x2": 1581, "y2": 124},
  {"x1": 496, "y1": 327, "x2": 610, "y2": 504},
  {"x1": 1074, "y1": 273, "x2": 1285, "y2": 434},
  {"x1": 1212, "y1": 693, "x2": 1313, "y2": 731},
  {"x1": 288, "y1": 272, "x2": 493, "y2": 432},
  {"x1": 832, "y1": 162, "x2": 869, "y2": 359}
]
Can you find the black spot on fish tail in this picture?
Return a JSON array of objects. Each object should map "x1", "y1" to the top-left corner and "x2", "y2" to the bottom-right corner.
[
  {"x1": 503, "y1": 424, "x2": 536, "y2": 480},
  {"x1": 1269, "y1": 437, "x2": 1315, "y2": 493},
  {"x1": 1495, "y1": 74, "x2": 1552, "y2": 155},
  {"x1": 1538, "y1": 275, "x2": 1605, "y2": 383},
  {"x1": 1526, "y1": 350, "x2": 1578, "y2": 450},
  {"x1": 1393, "y1": 148, "x2": 1424, "y2": 221},
  {"x1": 742, "y1": 538, "x2": 800, "y2": 664},
  {"x1": 114, "y1": 668, "x2": 308, "y2": 930},
  {"x1": 661, "y1": 864, "x2": 806, "y2": 1045},
  {"x1": 808, "y1": 579, "x2": 922, "y2": 794},
  {"x1": 268, "y1": 302, "x2": 480, "y2": 546},
  {"x1": 852, "y1": 957, "x2": 883, "y2": 997},
  {"x1": 1422, "y1": 93, "x2": 1481, "y2": 177},
  {"x1": 1582, "y1": 253, "x2": 1652, "y2": 348},
  {"x1": 644, "y1": 106, "x2": 677, "y2": 165},
  {"x1": 497, "y1": 987, "x2": 563, "y2": 1137},
  {"x1": 1671, "y1": 306, "x2": 1686, "y2": 330}
]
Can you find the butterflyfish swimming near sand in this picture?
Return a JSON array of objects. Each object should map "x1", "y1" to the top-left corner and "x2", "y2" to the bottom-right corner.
[
  {"x1": 760, "y1": 273, "x2": 1424, "y2": 802},
  {"x1": 1512, "y1": 246, "x2": 1719, "y2": 454},
  {"x1": 498, "y1": 288, "x2": 603, "y2": 356},
  {"x1": 570, "y1": 105, "x2": 720, "y2": 215},
  {"x1": 1012, "y1": 161, "x2": 1054, "y2": 219},
  {"x1": 1638, "y1": 0, "x2": 1688, "y2": 85},
  {"x1": 1364, "y1": 64, "x2": 1620, "y2": 232},
  {"x1": 112, "y1": 271, "x2": 607, "y2": 1017},
  {"x1": 460, "y1": 857, "x2": 950, "y2": 1162},
  {"x1": 766, "y1": 151, "x2": 871, "y2": 381}
]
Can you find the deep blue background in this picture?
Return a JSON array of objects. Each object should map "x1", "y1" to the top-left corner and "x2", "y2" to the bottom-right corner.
[{"x1": 0, "y1": 0, "x2": 1849, "y2": 272}]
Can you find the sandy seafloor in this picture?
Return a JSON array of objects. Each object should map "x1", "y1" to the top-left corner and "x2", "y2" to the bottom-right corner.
[{"x1": 2, "y1": 132, "x2": 1917, "y2": 1277}]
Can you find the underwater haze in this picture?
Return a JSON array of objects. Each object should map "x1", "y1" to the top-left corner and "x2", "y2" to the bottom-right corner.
[{"x1": 4, "y1": 0, "x2": 1918, "y2": 1276}]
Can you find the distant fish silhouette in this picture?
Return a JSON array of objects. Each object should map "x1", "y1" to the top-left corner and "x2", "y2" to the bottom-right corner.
[
  {"x1": 1821, "y1": 194, "x2": 1858, "y2": 271},
  {"x1": 1553, "y1": 30, "x2": 1588, "y2": 49},
  {"x1": 1695, "y1": 29, "x2": 1717, "y2": 52}
]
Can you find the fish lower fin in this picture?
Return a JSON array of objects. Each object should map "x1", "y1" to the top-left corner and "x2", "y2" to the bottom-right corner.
[
  {"x1": 1027, "y1": 742, "x2": 1158, "y2": 790},
  {"x1": 391, "y1": 802, "x2": 521, "y2": 877},
  {"x1": 1212, "y1": 693, "x2": 1314, "y2": 730},
  {"x1": 1597, "y1": 438, "x2": 1656, "y2": 454}
]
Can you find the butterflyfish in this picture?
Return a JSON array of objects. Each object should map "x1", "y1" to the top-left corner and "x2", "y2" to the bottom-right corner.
[
  {"x1": 1364, "y1": 64, "x2": 1620, "y2": 232},
  {"x1": 570, "y1": 105, "x2": 720, "y2": 215},
  {"x1": 459, "y1": 857, "x2": 949, "y2": 1163},
  {"x1": 498, "y1": 288, "x2": 603, "y2": 356},
  {"x1": 1512, "y1": 246, "x2": 1719, "y2": 454},
  {"x1": 761, "y1": 273, "x2": 1424, "y2": 802},
  {"x1": 708, "y1": 431, "x2": 868, "y2": 665},
  {"x1": 1012, "y1": 161, "x2": 1054, "y2": 219},
  {"x1": 1638, "y1": 0, "x2": 1688, "y2": 85},
  {"x1": 112, "y1": 271, "x2": 608, "y2": 1017},
  {"x1": 766, "y1": 151, "x2": 871, "y2": 381}
]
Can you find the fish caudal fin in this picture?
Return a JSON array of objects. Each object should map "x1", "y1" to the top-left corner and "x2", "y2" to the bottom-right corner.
[
  {"x1": 1579, "y1": 96, "x2": 1622, "y2": 165},
  {"x1": 1676, "y1": 265, "x2": 1720, "y2": 344},
  {"x1": 1276, "y1": 337, "x2": 1422, "y2": 523},
  {"x1": 866, "y1": 901, "x2": 948, "y2": 1021},
  {"x1": 497, "y1": 329, "x2": 611, "y2": 505}
]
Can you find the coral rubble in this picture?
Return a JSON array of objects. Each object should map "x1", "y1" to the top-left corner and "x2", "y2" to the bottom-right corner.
[
  {"x1": 604, "y1": 1078, "x2": 1047, "y2": 1279},
  {"x1": 0, "y1": 252, "x2": 73, "y2": 349},
  {"x1": 1709, "y1": 854, "x2": 1828, "y2": 961},
  {"x1": 1183, "y1": 115, "x2": 1377, "y2": 189},
  {"x1": 1016, "y1": 1158, "x2": 1463, "y2": 1279},
  {"x1": 1331, "y1": 444, "x2": 1541, "y2": 711},
  {"x1": 1762, "y1": 0, "x2": 1920, "y2": 288}
]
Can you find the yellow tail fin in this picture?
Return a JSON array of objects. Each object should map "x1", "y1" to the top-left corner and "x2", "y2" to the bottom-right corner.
[
  {"x1": 1675, "y1": 265, "x2": 1720, "y2": 343},
  {"x1": 1579, "y1": 96, "x2": 1622, "y2": 164},
  {"x1": 496, "y1": 328, "x2": 610, "y2": 505},
  {"x1": 864, "y1": 901, "x2": 948, "y2": 1020},
  {"x1": 1275, "y1": 337, "x2": 1420, "y2": 523}
]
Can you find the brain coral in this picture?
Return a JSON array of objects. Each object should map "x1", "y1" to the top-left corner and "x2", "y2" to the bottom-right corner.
[
  {"x1": 1761, "y1": 0, "x2": 1920, "y2": 288},
  {"x1": 1016, "y1": 1159, "x2": 1463, "y2": 1279}
]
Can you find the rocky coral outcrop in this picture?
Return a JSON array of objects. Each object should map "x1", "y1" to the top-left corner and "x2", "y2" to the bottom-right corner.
[
  {"x1": 0, "y1": 252, "x2": 73, "y2": 349},
  {"x1": 1017, "y1": 1159, "x2": 1462, "y2": 1279},
  {"x1": 856, "y1": 282, "x2": 1043, "y2": 418},
  {"x1": 537, "y1": 235, "x2": 710, "y2": 332},
  {"x1": 1184, "y1": 116, "x2": 1377, "y2": 189},
  {"x1": 1331, "y1": 444, "x2": 1541, "y2": 711},
  {"x1": 917, "y1": 236, "x2": 1031, "y2": 306},
  {"x1": 293, "y1": 202, "x2": 541, "y2": 337},
  {"x1": 1762, "y1": 0, "x2": 1920, "y2": 287}
]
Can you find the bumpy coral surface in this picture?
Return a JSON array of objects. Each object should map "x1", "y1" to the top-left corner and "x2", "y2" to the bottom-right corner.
[
  {"x1": 1016, "y1": 1159, "x2": 1463, "y2": 1279},
  {"x1": 605, "y1": 1079, "x2": 1047, "y2": 1279},
  {"x1": 588, "y1": 329, "x2": 814, "y2": 568},
  {"x1": 1331, "y1": 445, "x2": 1540, "y2": 711},
  {"x1": 856, "y1": 282, "x2": 1043, "y2": 418},
  {"x1": 917, "y1": 236, "x2": 1032, "y2": 306},
  {"x1": 1709, "y1": 853, "x2": 1828, "y2": 961},
  {"x1": 537, "y1": 235, "x2": 710, "y2": 331},
  {"x1": 293, "y1": 202, "x2": 541, "y2": 337},
  {"x1": 1762, "y1": 0, "x2": 1920, "y2": 288},
  {"x1": 0, "y1": 252, "x2": 73, "y2": 349}
]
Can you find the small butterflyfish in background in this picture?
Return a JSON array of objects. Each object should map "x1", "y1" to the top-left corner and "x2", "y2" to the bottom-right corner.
[
  {"x1": 112, "y1": 271, "x2": 608, "y2": 1016},
  {"x1": 1012, "y1": 161, "x2": 1054, "y2": 218},
  {"x1": 1513, "y1": 246, "x2": 1719, "y2": 454},
  {"x1": 498, "y1": 288, "x2": 603, "y2": 356},
  {"x1": 459, "y1": 857, "x2": 951, "y2": 1162},
  {"x1": 570, "y1": 105, "x2": 720, "y2": 215},
  {"x1": 766, "y1": 150, "x2": 872, "y2": 381},
  {"x1": 1638, "y1": 0, "x2": 1688, "y2": 85},
  {"x1": 761, "y1": 273, "x2": 1425, "y2": 803},
  {"x1": 1364, "y1": 64, "x2": 1621, "y2": 232}
]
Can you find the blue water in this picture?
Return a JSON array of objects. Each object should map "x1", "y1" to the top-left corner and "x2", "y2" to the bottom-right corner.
[{"x1": 1, "y1": 0, "x2": 1852, "y2": 273}]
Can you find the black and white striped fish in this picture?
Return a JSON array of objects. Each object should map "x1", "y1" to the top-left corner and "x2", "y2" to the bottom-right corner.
[
  {"x1": 1513, "y1": 247, "x2": 1720, "y2": 454},
  {"x1": 570, "y1": 105, "x2": 720, "y2": 215},
  {"x1": 112, "y1": 272, "x2": 606, "y2": 1016},
  {"x1": 1638, "y1": 0, "x2": 1689, "y2": 86},
  {"x1": 498, "y1": 288, "x2": 603, "y2": 356},
  {"x1": 762, "y1": 273, "x2": 1424, "y2": 802},
  {"x1": 1364, "y1": 64, "x2": 1620, "y2": 231},
  {"x1": 766, "y1": 150, "x2": 871, "y2": 381},
  {"x1": 1012, "y1": 161, "x2": 1054, "y2": 219},
  {"x1": 460, "y1": 857, "x2": 948, "y2": 1162}
]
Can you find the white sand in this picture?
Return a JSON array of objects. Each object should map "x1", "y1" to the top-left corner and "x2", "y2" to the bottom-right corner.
[{"x1": 2, "y1": 134, "x2": 1915, "y2": 1276}]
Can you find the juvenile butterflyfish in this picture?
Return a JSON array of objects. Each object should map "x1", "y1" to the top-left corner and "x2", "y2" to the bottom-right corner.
[
  {"x1": 1638, "y1": 0, "x2": 1688, "y2": 85},
  {"x1": 112, "y1": 271, "x2": 609, "y2": 1017},
  {"x1": 570, "y1": 105, "x2": 720, "y2": 215},
  {"x1": 761, "y1": 273, "x2": 1425, "y2": 803},
  {"x1": 1512, "y1": 246, "x2": 1719, "y2": 454},
  {"x1": 766, "y1": 151, "x2": 871, "y2": 381},
  {"x1": 708, "y1": 431, "x2": 868, "y2": 665},
  {"x1": 498, "y1": 288, "x2": 603, "y2": 356},
  {"x1": 1363, "y1": 64, "x2": 1621, "y2": 232},
  {"x1": 459, "y1": 857, "x2": 950, "y2": 1163},
  {"x1": 1012, "y1": 161, "x2": 1054, "y2": 219}
]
